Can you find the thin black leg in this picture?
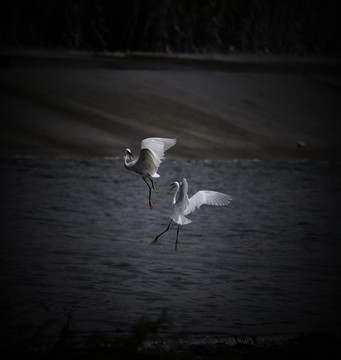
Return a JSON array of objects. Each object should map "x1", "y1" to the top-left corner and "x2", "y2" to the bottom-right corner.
[
  {"x1": 143, "y1": 177, "x2": 153, "y2": 209},
  {"x1": 149, "y1": 177, "x2": 158, "y2": 192},
  {"x1": 151, "y1": 220, "x2": 172, "y2": 245},
  {"x1": 175, "y1": 225, "x2": 180, "y2": 251}
]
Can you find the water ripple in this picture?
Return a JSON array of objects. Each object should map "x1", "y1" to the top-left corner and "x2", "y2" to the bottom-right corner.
[{"x1": 1, "y1": 158, "x2": 341, "y2": 336}]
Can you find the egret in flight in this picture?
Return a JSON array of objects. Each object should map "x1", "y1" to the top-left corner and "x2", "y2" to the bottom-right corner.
[
  {"x1": 151, "y1": 178, "x2": 232, "y2": 250},
  {"x1": 124, "y1": 137, "x2": 176, "y2": 209}
]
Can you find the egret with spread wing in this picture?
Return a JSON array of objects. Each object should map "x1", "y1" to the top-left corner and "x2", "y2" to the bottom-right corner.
[
  {"x1": 151, "y1": 178, "x2": 232, "y2": 250},
  {"x1": 124, "y1": 137, "x2": 176, "y2": 208}
]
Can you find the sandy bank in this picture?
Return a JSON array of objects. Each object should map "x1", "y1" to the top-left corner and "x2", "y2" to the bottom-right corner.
[{"x1": 1, "y1": 53, "x2": 340, "y2": 160}]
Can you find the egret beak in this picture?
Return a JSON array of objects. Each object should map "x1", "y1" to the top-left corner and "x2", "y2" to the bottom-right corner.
[{"x1": 168, "y1": 183, "x2": 176, "y2": 194}]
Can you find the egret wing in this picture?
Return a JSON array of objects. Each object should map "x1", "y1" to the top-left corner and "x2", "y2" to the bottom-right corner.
[
  {"x1": 184, "y1": 190, "x2": 232, "y2": 216},
  {"x1": 141, "y1": 137, "x2": 176, "y2": 161},
  {"x1": 134, "y1": 149, "x2": 158, "y2": 175}
]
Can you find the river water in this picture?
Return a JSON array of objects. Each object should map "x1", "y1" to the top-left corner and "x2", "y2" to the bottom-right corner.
[{"x1": 1, "y1": 157, "x2": 341, "y2": 342}]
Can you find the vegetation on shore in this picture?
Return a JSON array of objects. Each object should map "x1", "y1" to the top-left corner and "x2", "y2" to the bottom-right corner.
[
  {"x1": 2, "y1": 0, "x2": 340, "y2": 55},
  {"x1": 1, "y1": 303, "x2": 340, "y2": 359}
]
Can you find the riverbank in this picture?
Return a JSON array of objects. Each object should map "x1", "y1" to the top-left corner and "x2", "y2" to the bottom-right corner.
[
  {"x1": 2, "y1": 331, "x2": 341, "y2": 359},
  {"x1": 1, "y1": 51, "x2": 341, "y2": 161}
]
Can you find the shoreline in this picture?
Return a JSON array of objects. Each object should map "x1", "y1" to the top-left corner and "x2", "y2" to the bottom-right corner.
[
  {"x1": 2, "y1": 330, "x2": 340, "y2": 359},
  {"x1": 2, "y1": 49, "x2": 341, "y2": 71}
]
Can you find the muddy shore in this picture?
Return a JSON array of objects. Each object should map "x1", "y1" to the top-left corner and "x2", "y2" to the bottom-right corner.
[{"x1": 1, "y1": 52, "x2": 340, "y2": 161}]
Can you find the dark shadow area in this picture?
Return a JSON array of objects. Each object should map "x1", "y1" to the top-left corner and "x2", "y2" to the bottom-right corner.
[
  {"x1": 1, "y1": 305, "x2": 340, "y2": 359},
  {"x1": 1, "y1": 0, "x2": 341, "y2": 55}
]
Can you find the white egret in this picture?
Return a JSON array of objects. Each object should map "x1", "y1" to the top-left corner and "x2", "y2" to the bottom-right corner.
[
  {"x1": 124, "y1": 137, "x2": 176, "y2": 208},
  {"x1": 151, "y1": 178, "x2": 232, "y2": 250}
]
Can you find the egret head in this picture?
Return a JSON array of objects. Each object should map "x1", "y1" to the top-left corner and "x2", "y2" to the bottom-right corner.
[
  {"x1": 170, "y1": 182, "x2": 178, "y2": 192},
  {"x1": 125, "y1": 148, "x2": 134, "y2": 159}
]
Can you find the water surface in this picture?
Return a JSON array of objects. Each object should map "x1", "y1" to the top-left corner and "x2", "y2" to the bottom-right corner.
[{"x1": 1, "y1": 157, "x2": 341, "y2": 341}]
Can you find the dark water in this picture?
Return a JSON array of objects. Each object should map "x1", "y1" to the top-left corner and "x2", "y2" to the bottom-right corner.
[{"x1": 1, "y1": 157, "x2": 341, "y2": 342}]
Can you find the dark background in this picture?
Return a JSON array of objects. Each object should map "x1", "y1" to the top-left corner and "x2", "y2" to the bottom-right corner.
[
  {"x1": 1, "y1": 2, "x2": 341, "y2": 358},
  {"x1": 1, "y1": 0, "x2": 341, "y2": 55}
]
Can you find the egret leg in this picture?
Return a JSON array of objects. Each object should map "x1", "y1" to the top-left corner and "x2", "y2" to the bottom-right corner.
[
  {"x1": 149, "y1": 177, "x2": 158, "y2": 193},
  {"x1": 143, "y1": 177, "x2": 154, "y2": 209},
  {"x1": 175, "y1": 225, "x2": 180, "y2": 251},
  {"x1": 151, "y1": 220, "x2": 172, "y2": 245}
]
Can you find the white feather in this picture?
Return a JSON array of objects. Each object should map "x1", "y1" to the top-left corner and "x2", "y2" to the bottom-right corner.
[
  {"x1": 171, "y1": 179, "x2": 191, "y2": 225},
  {"x1": 184, "y1": 190, "x2": 232, "y2": 216},
  {"x1": 125, "y1": 137, "x2": 176, "y2": 177},
  {"x1": 152, "y1": 178, "x2": 232, "y2": 250},
  {"x1": 141, "y1": 137, "x2": 177, "y2": 162},
  {"x1": 171, "y1": 178, "x2": 232, "y2": 222}
]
